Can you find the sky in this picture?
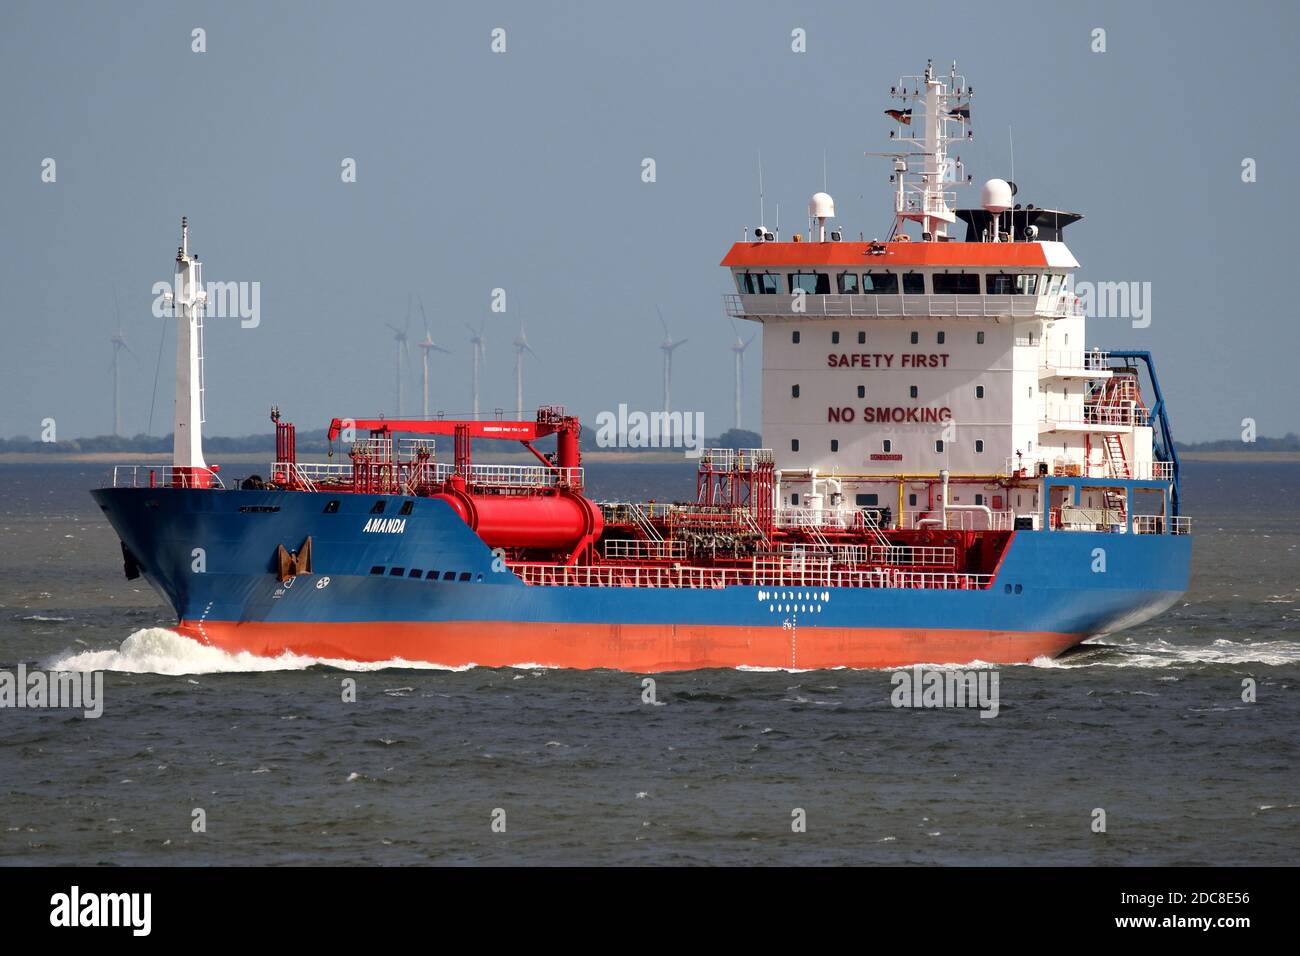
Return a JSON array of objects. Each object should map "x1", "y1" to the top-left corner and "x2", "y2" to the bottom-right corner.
[{"x1": 1, "y1": 0, "x2": 1297, "y2": 443}]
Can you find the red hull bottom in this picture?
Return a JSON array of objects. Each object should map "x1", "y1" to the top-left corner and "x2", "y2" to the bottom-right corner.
[{"x1": 177, "y1": 620, "x2": 1086, "y2": 672}]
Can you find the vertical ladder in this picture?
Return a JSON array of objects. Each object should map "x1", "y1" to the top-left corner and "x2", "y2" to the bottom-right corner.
[{"x1": 1101, "y1": 432, "x2": 1128, "y2": 519}]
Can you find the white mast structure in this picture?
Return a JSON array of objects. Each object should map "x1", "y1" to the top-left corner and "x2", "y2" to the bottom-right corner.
[
  {"x1": 166, "y1": 217, "x2": 208, "y2": 482},
  {"x1": 870, "y1": 59, "x2": 973, "y2": 241}
]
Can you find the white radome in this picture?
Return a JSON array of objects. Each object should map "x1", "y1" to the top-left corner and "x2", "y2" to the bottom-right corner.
[
  {"x1": 980, "y1": 178, "x2": 1014, "y2": 214},
  {"x1": 808, "y1": 191, "x2": 835, "y2": 219}
]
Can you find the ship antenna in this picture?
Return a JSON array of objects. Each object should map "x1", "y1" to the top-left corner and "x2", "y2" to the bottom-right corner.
[{"x1": 758, "y1": 149, "x2": 766, "y2": 230}]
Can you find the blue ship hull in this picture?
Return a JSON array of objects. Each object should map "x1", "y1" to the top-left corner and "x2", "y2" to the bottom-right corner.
[{"x1": 91, "y1": 486, "x2": 1191, "y2": 671}]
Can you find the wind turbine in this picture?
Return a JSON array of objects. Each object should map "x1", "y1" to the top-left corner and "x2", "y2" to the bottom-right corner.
[
  {"x1": 466, "y1": 320, "x2": 487, "y2": 416},
  {"x1": 386, "y1": 296, "x2": 414, "y2": 417},
  {"x1": 415, "y1": 296, "x2": 451, "y2": 419},
  {"x1": 656, "y1": 306, "x2": 688, "y2": 414},
  {"x1": 109, "y1": 286, "x2": 137, "y2": 436},
  {"x1": 729, "y1": 316, "x2": 756, "y2": 431},
  {"x1": 512, "y1": 322, "x2": 539, "y2": 420}
]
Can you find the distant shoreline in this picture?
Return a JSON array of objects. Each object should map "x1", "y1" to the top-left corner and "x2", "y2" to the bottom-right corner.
[{"x1": 2, "y1": 450, "x2": 1296, "y2": 465}]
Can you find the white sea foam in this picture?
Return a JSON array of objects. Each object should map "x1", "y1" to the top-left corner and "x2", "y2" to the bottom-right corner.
[
  {"x1": 46, "y1": 627, "x2": 478, "y2": 675},
  {"x1": 1027, "y1": 637, "x2": 1300, "y2": 669}
]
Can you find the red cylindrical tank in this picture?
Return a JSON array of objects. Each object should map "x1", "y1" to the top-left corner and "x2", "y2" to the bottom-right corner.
[{"x1": 431, "y1": 488, "x2": 604, "y2": 550}]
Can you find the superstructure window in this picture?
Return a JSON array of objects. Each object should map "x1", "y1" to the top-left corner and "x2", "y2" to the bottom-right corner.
[
  {"x1": 976, "y1": 385, "x2": 985, "y2": 398},
  {"x1": 409, "y1": 568, "x2": 423, "y2": 578},
  {"x1": 975, "y1": 440, "x2": 984, "y2": 453},
  {"x1": 863, "y1": 272, "x2": 900, "y2": 294},
  {"x1": 902, "y1": 272, "x2": 925, "y2": 295},
  {"x1": 830, "y1": 439, "x2": 839, "y2": 452},
  {"x1": 937, "y1": 331, "x2": 945, "y2": 344},
  {"x1": 909, "y1": 385, "x2": 918, "y2": 398},
  {"x1": 792, "y1": 330, "x2": 800, "y2": 344},
  {"x1": 857, "y1": 385, "x2": 866, "y2": 398},
  {"x1": 977, "y1": 330, "x2": 985, "y2": 344},
  {"x1": 791, "y1": 439, "x2": 800, "y2": 452},
  {"x1": 1014, "y1": 274, "x2": 1039, "y2": 295},
  {"x1": 789, "y1": 272, "x2": 831, "y2": 295},
  {"x1": 856, "y1": 494, "x2": 879, "y2": 506},
  {"x1": 857, "y1": 331, "x2": 866, "y2": 344},
  {"x1": 933, "y1": 273, "x2": 980, "y2": 295},
  {"x1": 986, "y1": 274, "x2": 1015, "y2": 295},
  {"x1": 935, "y1": 440, "x2": 945, "y2": 453},
  {"x1": 791, "y1": 384, "x2": 800, "y2": 398},
  {"x1": 425, "y1": 569, "x2": 440, "y2": 579},
  {"x1": 910, "y1": 331, "x2": 919, "y2": 344},
  {"x1": 909, "y1": 494, "x2": 918, "y2": 506},
  {"x1": 831, "y1": 331, "x2": 840, "y2": 344},
  {"x1": 837, "y1": 272, "x2": 859, "y2": 294},
  {"x1": 388, "y1": 567, "x2": 405, "y2": 577},
  {"x1": 882, "y1": 439, "x2": 892, "y2": 453}
]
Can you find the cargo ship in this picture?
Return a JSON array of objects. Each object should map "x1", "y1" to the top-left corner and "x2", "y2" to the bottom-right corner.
[{"x1": 93, "y1": 62, "x2": 1191, "y2": 671}]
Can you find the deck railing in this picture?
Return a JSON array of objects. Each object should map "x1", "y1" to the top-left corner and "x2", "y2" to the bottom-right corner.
[
  {"x1": 724, "y1": 292, "x2": 1082, "y2": 320},
  {"x1": 110, "y1": 465, "x2": 225, "y2": 489},
  {"x1": 511, "y1": 559, "x2": 992, "y2": 590}
]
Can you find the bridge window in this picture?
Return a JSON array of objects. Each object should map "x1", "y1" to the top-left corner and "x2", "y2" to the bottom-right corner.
[
  {"x1": 758, "y1": 272, "x2": 782, "y2": 294},
  {"x1": 902, "y1": 272, "x2": 925, "y2": 295},
  {"x1": 1046, "y1": 274, "x2": 1064, "y2": 296},
  {"x1": 933, "y1": 272, "x2": 980, "y2": 294},
  {"x1": 986, "y1": 274, "x2": 1015, "y2": 295},
  {"x1": 863, "y1": 272, "x2": 900, "y2": 294},
  {"x1": 837, "y1": 272, "x2": 859, "y2": 294},
  {"x1": 789, "y1": 272, "x2": 831, "y2": 295},
  {"x1": 1014, "y1": 274, "x2": 1039, "y2": 295},
  {"x1": 736, "y1": 272, "x2": 757, "y2": 294}
]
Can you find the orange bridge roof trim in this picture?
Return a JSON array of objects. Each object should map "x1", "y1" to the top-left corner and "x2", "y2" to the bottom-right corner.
[{"x1": 720, "y1": 241, "x2": 1052, "y2": 269}]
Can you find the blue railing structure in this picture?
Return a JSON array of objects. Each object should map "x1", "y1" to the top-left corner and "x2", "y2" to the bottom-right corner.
[{"x1": 1107, "y1": 350, "x2": 1181, "y2": 516}]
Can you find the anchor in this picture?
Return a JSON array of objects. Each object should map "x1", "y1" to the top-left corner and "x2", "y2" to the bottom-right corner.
[{"x1": 275, "y1": 536, "x2": 313, "y2": 583}]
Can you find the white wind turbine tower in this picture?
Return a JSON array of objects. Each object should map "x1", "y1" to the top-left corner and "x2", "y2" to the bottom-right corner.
[
  {"x1": 385, "y1": 296, "x2": 414, "y2": 417},
  {"x1": 415, "y1": 296, "x2": 451, "y2": 418},
  {"x1": 466, "y1": 320, "x2": 487, "y2": 416},
  {"x1": 729, "y1": 316, "x2": 756, "y2": 431},
  {"x1": 656, "y1": 306, "x2": 688, "y2": 414},
  {"x1": 512, "y1": 322, "x2": 539, "y2": 420},
  {"x1": 109, "y1": 286, "x2": 137, "y2": 436}
]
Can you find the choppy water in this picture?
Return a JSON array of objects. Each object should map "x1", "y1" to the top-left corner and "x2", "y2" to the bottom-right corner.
[{"x1": 1, "y1": 461, "x2": 1296, "y2": 865}]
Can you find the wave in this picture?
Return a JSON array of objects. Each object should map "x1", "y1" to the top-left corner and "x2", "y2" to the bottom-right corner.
[
  {"x1": 1029, "y1": 637, "x2": 1300, "y2": 669},
  {"x1": 45, "y1": 627, "x2": 477, "y2": 675}
]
